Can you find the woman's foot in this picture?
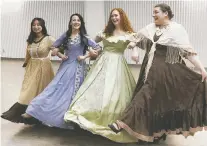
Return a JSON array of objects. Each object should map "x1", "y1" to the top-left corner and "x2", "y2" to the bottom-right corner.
[
  {"x1": 108, "y1": 123, "x2": 122, "y2": 133},
  {"x1": 21, "y1": 114, "x2": 41, "y2": 125}
]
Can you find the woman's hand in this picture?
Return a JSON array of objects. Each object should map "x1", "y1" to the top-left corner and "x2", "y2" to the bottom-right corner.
[
  {"x1": 131, "y1": 56, "x2": 139, "y2": 64},
  {"x1": 60, "y1": 54, "x2": 68, "y2": 61},
  {"x1": 201, "y1": 70, "x2": 207, "y2": 82},
  {"x1": 187, "y1": 55, "x2": 207, "y2": 82},
  {"x1": 127, "y1": 42, "x2": 136, "y2": 49},
  {"x1": 22, "y1": 63, "x2": 27, "y2": 67},
  {"x1": 51, "y1": 47, "x2": 59, "y2": 56},
  {"x1": 89, "y1": 49, "x2": 98, "y2": 58}
]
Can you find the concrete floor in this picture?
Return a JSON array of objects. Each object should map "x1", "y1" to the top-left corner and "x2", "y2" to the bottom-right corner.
[{"x1": 1, "y1": 59, "x2": 207, "y2": 146}]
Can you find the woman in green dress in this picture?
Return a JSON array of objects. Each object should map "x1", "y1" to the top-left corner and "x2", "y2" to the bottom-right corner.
[{"x1": 64, "y1": 8, "x2": 139, "y2": 143}]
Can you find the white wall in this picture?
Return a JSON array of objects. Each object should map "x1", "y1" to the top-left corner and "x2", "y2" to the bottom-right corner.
[
  {"x1": 103, "y1": 1, "x2": 207, "y2": 65},
  {"x1": 1, "y1": 1, "x2": 85, "y2": 60},
  {"x1": 1, "y1": 0, "x2": 207, "y2": 67},
  {"x1": 84, "y1": 1, "x2": 105, "y2": 38}
]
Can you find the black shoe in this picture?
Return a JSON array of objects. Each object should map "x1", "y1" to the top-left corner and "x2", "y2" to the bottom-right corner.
[
  {"x1": 108, "y1": 123, "x2": 122, "y2": 134},
  {"x1": 153, "y1": 133, "x2": 167, "y2": 144},
  {"x1": 22, "y1": 117, "x2": 41, "y2": 125}
]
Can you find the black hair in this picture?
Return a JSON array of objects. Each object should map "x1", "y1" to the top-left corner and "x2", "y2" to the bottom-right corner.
[
  {"x1": 62, "y1": 13, "x2": 88, "y2": 54},
  {"x1": 27, "y1": 17, "x2": 48, "y2": 44},
  {"x1": 155, "y1": 3, "x2": 174, "y2": 20}
]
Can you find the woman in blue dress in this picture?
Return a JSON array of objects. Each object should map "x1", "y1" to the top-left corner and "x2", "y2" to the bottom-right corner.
[{"x1": 21, "y1": 13, "x2": 101, "y2": 129}]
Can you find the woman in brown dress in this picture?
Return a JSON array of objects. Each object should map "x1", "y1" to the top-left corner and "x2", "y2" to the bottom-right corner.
[
  {"x1": 1, "y1": 18, "x2": 56, "y2": 123},
  {"x1": 109, "y1": 3, "x2": 207, "y2": 143}
]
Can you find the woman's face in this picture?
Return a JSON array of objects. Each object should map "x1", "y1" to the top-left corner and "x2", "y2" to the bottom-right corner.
[
  {"x1": 32, "y1": 20, "x2": 43, "y2": 33},
  {"x1": 70, "y1": 15, "x2": 81, "y2": 30},
  {"x1": 111, "y1": 10, "x2": 121, "y2": 26},
  {"x1": 152, "y1": 7, "x2": 168, "y2": 25}
]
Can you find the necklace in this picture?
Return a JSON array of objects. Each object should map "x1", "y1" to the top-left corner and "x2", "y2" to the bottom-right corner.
[{"x1": 155, "y1": 24, "x2": 170, "y2": 36}]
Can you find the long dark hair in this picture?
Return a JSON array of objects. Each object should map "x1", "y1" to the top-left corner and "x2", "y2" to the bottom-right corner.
[
  {"x1": 27, "y1": 17, "x2": 49, "y2": 44},
  {"x1": 63, "y1": 13, "x2": 88, "y2": 54}
]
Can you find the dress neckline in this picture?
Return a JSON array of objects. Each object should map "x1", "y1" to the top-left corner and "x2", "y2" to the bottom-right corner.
[{"x1": 33, "y1": 35, "x2": 47, "y2": 44}]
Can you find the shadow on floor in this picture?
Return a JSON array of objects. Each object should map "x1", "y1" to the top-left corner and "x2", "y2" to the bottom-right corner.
[{"x1": 10, "y1": 124, "x2": 165, "y2": 146}]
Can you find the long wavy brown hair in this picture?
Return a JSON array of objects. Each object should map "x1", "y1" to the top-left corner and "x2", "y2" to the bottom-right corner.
[{"x1": 104, "y1": 8, "x2": 134, "y2": 37}]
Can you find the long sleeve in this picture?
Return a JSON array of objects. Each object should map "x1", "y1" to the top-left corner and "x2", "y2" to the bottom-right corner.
[
  {"x1": 52, "y1": 32, "x2": 67, "y2": 48},
  {"x1": 87, "y1": 38, "x2": 102, "y2": 50}
]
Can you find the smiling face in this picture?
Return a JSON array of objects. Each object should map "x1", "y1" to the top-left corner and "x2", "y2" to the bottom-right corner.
[
  {"x1": 152, "y1": 7, "x2": 168, "y2": 25},
  {"x1": 70, "y1": 15, "x2": 81, "y2": 31},
  {"x1": 32, "y1": 20, "x2": 43, "y2": 34},
  {"x1": 110, "y1": 10, "x2": 121, "y2": 26}
]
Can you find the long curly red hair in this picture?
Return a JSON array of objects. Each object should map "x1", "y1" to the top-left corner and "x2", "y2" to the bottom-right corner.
[{"x1": 104, "y1": 8, "x2": 134, "y2": 37}]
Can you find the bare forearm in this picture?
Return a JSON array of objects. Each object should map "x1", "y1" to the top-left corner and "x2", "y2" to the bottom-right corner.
[
  {"x1": 50, "y1": 47, "x2": 55, "y2": 56},
  {"x1": 187, "y1": 55, "x2": 206, "y2": 72},
  {"x1": 132, "y1": 46, "x2": 139, "y2": 56},
  {"x1": 57, "y1": 52, "x2": 64, "y2": 58}
]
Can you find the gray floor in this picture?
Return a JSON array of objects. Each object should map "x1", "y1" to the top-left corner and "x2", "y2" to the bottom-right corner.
[
  {"x1": 2, "y1": 122, "x2": 152, "y2": 146},
  {"x1": 1, "y1": 59, "x2": 207, "y2": 146}
]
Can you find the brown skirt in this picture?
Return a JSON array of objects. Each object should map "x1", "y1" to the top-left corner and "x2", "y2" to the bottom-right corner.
[{"x1": 117, "y1": 46, "x2": 207, "y2": 142}]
